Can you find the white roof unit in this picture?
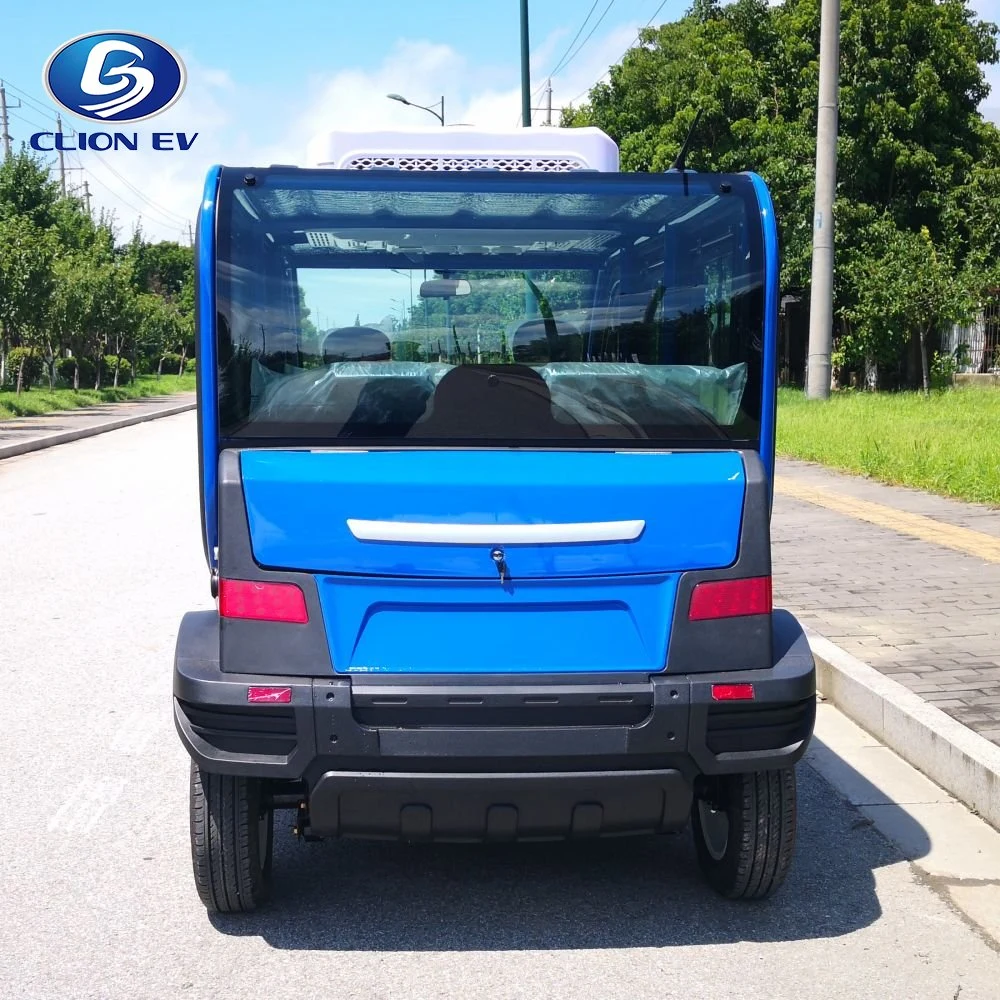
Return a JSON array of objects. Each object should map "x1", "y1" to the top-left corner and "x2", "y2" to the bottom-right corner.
[{"x1": 306, "y1": 126, "x2": 619, "y2": 174}]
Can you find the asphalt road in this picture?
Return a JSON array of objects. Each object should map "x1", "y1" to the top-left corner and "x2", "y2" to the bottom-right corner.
[{"x1": 1, "y1": 412, "x2": 998, "y2": 1000}]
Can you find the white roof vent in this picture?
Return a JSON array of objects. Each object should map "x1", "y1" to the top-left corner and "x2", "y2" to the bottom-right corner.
[{"x1": 306, "y1": 126, "x2": 619, "y2": 173}]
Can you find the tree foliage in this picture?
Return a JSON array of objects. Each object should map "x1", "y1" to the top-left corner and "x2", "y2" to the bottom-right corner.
[
  {"x1": 0, "y1": 149, "x2": 194, "y2": 392},
  {"x1": 563, "y1": 0, "x2": 1000, "y2": 383}
]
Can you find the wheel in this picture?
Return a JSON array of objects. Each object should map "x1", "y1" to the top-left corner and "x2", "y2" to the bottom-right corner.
[
  {"x1": 691, "y1": 768, "x2": 797, "y2": 900},
  {"x1": 189, "y1": 761, "x2": 273, "y2": 913}
]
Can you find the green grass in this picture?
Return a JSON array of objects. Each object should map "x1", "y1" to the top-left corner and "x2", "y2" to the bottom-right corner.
[
  {"x1": 0, "y1": 373, "x2": 196, "y2": 421},
  {"x1": 777, "y1": 386, "x2": 1000, "y2": 506}
]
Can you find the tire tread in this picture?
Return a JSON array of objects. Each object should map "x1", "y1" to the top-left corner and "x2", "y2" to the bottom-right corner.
[
  {"x1": 693, "y1": 766, "x2": 797, "y2": 901},
  {"x1": 189, "y1": 762, "x2": 272, "y2": 913}
]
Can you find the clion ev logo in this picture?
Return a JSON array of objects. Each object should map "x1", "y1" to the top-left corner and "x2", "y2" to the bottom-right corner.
[{"x1": 43, "y1": 31, "x2": 186, "y2": 123}]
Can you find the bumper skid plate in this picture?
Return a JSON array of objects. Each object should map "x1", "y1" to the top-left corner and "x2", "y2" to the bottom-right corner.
[
  {"x1": 307, "y1": 769, "x2": 691, "y2": 841},
  {"x1": 173, "y1": 608, "x2": 816, "y2": 841}
]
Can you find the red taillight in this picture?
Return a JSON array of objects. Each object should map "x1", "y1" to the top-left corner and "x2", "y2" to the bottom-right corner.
[
  {"x1": 218, "y1": 579, "x2": 308, "y2": 624},
  {"x1": 688, "y1": 576, "x2": 772, "y2": 621},
  {"x1": 711, "y1": 683, "x2": 756, "y2": 702},
  {"x1": 247, "y1": 686, "x2": 292, "y2": 704}
]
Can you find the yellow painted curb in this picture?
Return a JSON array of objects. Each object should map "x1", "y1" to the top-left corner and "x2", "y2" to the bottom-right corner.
[{"x1": 775, "y1": 477, "x2": 1000, "y2": 565}]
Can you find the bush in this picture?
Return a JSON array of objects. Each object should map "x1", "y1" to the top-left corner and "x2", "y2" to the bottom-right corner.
[
  {"x1": 56, "y1": 356, "x2": 80, "y2": 385},
  {"x1": 102, "y1": 355, "x2": 133, "y2": 385},
  {"x1": 77, "y1": 357, "x2": 97, "y2": 387},
  {"x1": 57, "y1": 356, "x2": 99, "y2": 387},
  {"x1": 135, "y1": 351, "x2": 159, "y2": 375},
  {"x1": 930, "y1": 351, "x2": 956, "y2": 390},
  {"x1": 159, "y1": 351, "x2": 183, "y2": 374},
  {"x1": 6, "y1": 347, "x2": 44, "y2": 389}
]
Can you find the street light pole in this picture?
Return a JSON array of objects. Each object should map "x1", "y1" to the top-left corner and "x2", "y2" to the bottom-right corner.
[
  {"x1": 806, "y1": 0, "x2": 841, "y2": 399},
  {"x1": 386, "y1": 93, "x2": 445, "y2": 125},
  {"x1": 391, "y1": 268, "x2": 415, "y2": 314},
  {"x1": 520, "y1": 0, "x2": 532, "y2": 127}
]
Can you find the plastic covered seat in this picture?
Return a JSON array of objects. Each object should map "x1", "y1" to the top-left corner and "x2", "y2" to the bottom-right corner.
[
  {"x1": 322, "y1": 327, "x2": 391, "y2": 364},
  {"x1": 511, "y1": 319, "x2": 583, "y2": 364}
]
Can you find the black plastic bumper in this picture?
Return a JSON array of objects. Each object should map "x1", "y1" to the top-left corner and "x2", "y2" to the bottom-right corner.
[{"x1": 173, "y1": 608, "x2": 815, "y2": 840}]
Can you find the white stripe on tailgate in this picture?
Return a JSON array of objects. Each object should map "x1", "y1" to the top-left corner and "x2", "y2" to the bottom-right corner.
[{"x1": 345, "y1": 519, "x2": 645, "y2": 545}]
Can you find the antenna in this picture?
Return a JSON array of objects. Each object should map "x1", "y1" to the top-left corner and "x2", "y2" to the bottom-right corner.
[{"x1": 669, "y1": 108, "x2": 704, "y2": 172}]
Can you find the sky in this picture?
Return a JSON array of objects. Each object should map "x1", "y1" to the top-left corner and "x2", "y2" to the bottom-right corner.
[{"x1": 1, "y1": 0, "x2": 1000, "y2": 247}]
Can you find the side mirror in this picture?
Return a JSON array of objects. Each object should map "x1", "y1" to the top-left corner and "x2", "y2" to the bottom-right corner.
[{"x1": 419, "y1": 278, "x2": 472, "y2": 298}]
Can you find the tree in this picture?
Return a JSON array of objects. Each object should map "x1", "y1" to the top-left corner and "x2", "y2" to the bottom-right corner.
[
  {"x1": 563, "y1": 0, "x2": 1000, "y2": 384},
  {"x1": 0, "y1": 215, "x2": 57, "y2": 391},
  {"x1": 837, "y1": 218, "x2": 971, "y2": 388},
  {"x1": 137, "y1": 293, "x2": 179, "y2": 377},
  {"x1": 0, "y1": 149, "x2": 60, "y2": 230},
  {"x1": 123, "y1": 231, "x2": 195, "y2": 373},
  {"x1": 0, "y1": 150, "x2": 195, "y2": 391}
]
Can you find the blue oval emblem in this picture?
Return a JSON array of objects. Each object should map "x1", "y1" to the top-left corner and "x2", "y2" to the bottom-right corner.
[{"x1": 43, "y1": 31, "x2": 186, "y2": 123}]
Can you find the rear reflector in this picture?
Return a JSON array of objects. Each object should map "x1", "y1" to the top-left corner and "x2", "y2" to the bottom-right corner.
[
  {"x1": 219, "y1": 579, "x2": 309, "y2": 624},
  {"x1": 688, "y1": 576, "x2": 772, "y2": 621},
  {"x1": 247, "y1": 686, "x2": 293, "y2": 704},
  {"x1": 711, "y1": 683, "x2": 755, "y2": 702}
]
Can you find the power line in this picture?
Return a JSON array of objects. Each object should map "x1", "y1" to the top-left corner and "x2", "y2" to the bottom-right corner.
[
  {"x1": 79, "y1": 167, "x2": 181, "y2": 240},
  {"x1": 1, "y1": 78, "x2": 62, "y2": 118},
  {"x1": 549, "y1": 0, "x2": 620, "y2": 81},
  {"x1": 8, "y1": 109, "x2": 51, "y2": 133},
  {"x1": 61, "y1": 150, "x2": 184, "y2": 235},
  {"x1": 81, "y1": 163, "x2": 190, "y2": 234},
  {"x1": 564, "y1": 0, "x2": 670, "y2": 108},
  {"x1": 1, "y1": 82, "x2": 194, "y2": 227},
  {"x1": 1, "y1": 96, "x2": 187, "y2": 226},
  {"x1": 78, "y1": 167, "x2": 149, "y2": 219},
  {"x1": 86, "y1": 151, "x2": 191, "y2": 224},
  {"x1": 514, "y1": 0, "x2": 603, "y2": 126},
  {"x1": 547, "y1": 0, "x2": 603, "y2": 79}
]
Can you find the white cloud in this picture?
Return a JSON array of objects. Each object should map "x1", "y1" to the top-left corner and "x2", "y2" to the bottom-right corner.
[
  {"x1": 76, "y1": 7, "x2": 1000, "y2": 238},
  {"x1": 77, "y1": 19, "x2": 652, "y2": 242},
  {"x1": 68, "y1": 53, "x2": 242, "y2": 243}
]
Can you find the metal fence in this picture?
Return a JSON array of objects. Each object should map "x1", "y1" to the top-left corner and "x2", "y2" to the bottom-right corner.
[{"x1": 942, "y1": 293, "x2": 1000, "y2": 373}]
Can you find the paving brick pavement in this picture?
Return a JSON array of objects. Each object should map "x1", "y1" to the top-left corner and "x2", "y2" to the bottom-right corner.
[{"x1": 773, "y1": 458, "x2": 1000, "y2": 745}]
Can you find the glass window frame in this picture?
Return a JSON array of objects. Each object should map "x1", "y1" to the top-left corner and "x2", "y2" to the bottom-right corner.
[{"x1": 214, "y1": 167, "x2": 767, "y2": 451}]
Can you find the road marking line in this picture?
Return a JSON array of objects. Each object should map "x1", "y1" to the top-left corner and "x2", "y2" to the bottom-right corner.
[{"x1": 774, "y1": 477, "x2": 1000, "y2": 565}]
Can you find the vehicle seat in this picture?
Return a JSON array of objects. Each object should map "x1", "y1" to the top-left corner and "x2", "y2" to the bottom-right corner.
[
  {"x1": 409, "y1": 364, "x2": 587, "y2": 440},
  {"x1": 511, "y1": 319, "x2": 583, "y2": 364},
  {"x1": 322, "y1": 326, "x2": 391, "y2": 364}
]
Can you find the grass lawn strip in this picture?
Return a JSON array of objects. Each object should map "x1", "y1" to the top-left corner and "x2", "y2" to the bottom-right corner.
[
  {"x1": 776, "y1": 386, "x2": 1000, "y2": 507},
  {"x1": 0, "y1": 373, "x2": 196, "y2": 421}
]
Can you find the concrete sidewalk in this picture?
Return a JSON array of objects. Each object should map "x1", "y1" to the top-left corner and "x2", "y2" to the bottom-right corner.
[
  {"x1": 0, "y1": 393, "x2": 195, "y2": 459},
  {"x1": 773, "y1": 458, "x2": 1000, "y2": 747}
]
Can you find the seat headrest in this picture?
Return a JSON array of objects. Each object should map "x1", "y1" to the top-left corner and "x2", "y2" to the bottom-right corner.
[
  {"x1": 322, "y1": 326, "x2": 391, "y2": 363},
  {"x1": 511, "y1": 319, "x2": 583, "y2": 364}
]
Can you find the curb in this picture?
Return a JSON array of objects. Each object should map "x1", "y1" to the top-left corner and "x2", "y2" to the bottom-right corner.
[
  {"x1": 0, "y1": 399, "x2": 195, "y2": 460},
  {"x1": 808, "y1": 626, "x2": 1000, "y2": 832}
]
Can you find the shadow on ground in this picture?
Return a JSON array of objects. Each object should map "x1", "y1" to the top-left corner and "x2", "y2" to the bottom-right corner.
[
  {"x1": 0, "y1": 422, "x2": 73, "y2": 434},
  {"x1": 211, "y1": 750, "x2": 925, "y2": 951}
]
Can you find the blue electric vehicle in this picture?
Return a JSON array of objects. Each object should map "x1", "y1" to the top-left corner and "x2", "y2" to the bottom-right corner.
[{"x1": 173, "y1": 126, "x2": 815, "y2": 911}]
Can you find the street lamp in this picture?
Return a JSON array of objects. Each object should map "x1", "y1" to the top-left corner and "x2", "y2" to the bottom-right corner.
[
  {"x1": 390, "y1": 268, "x2": 415, "y2": 313},
  {"x1": 386, "y1": 92, "x2": 445, "y2": 126}
]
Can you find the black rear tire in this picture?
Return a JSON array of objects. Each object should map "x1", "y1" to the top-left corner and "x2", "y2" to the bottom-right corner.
[
  {"x1": 692, "y1": 768, "x2": 797, "y2": 900},
  {"x1": 190, "y1": 762, "x2": 273, "y2": 913}
]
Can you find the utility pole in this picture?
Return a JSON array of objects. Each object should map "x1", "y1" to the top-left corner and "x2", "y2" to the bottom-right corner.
[
  {"x1": 0, "y1": 82, "x2": 21, "y2": 160},
  {"x1": 806, "y1": 0, "x2": 841, "y2": 399},
  {"x1": 56, "y1": 114, "x2": 67, "y2": 196},
  {"x1": 545, "y1": 79, "x2": 553, "y2": 126},
  {"x1": 188, "y1": 221, "x2": 194, "y2": 247},
  {"x1": 81, "y1": 179, "x2": 92, "y2": 217},
  {"x1": 519, "y1": 0, "x2": 531, "y2": 126}
]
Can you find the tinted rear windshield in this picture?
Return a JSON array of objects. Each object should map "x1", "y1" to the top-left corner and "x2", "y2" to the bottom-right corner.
[{"x1": 215, "y1": 169, "x2": 765, "y2": 447}]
